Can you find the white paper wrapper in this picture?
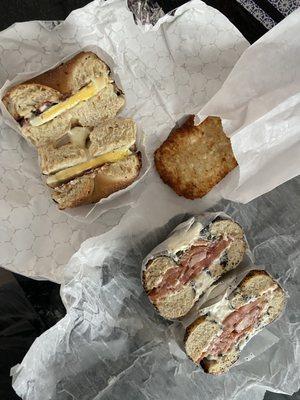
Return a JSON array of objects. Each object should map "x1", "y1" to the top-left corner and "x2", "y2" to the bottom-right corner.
[
  {"x1": 196, "y1": 8, "x2": 300, "y2": 202},
  {"x1": 12, "y1": 180, "x2": 300, "y2": 400},
  {"x1": 0, "y1": 0, "x2": 248, "y2": 281}
]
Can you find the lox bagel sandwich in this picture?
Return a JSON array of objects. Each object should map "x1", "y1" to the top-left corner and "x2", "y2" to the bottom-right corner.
[
  {"x1": 184, "y1": 270, "x2": 286, "y2": 374},
  {"x1": 142, "y1": 216, "x2": 246, "y2": 320}
]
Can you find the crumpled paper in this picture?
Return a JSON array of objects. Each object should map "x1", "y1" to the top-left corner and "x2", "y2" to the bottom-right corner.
[
  {"x1": 127, "y1": 0, "x2": 164, "y2": 28},
  {"x1": 196, "y1": 8, "x2": 300, "y2": 202},
  {"x1": 12, "y1": 179, "x2": 300, "y2": 400},
  {"x1": 0, "y1": 0, "x2": 248, "y2": 281}
]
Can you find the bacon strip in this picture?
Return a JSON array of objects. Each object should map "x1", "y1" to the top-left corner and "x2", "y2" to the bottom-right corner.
[
  {"x1": 197, "y1": 299, "x2": 265, "y2": 363},
  {"x1": 148, "y1": 237, "x2": 231, "y2": 301}
]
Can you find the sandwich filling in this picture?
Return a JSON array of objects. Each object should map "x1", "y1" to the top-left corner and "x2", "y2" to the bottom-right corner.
[
  {"x1": 46, "y1": 147, "x2": 132, "y2": 187},
  {"x1": 29, "y1": 76, "x2": 111, "y2": 126},
  {"x1": 148, "y1": 236, "x2": 233, "y2": 302},
  {"x1": 195, "y1": 284, "x2": 280, "y2": 364},
  {"x1": 197, "y1": 298, "x2": 265, "y2": 363}
]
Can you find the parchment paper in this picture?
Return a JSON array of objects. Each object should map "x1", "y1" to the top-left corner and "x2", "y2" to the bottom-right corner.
[
  {"x1": 11, "y1": 179, "x2": 300, "y2": 400},
  {"x1": 0, "y1": 0, "x2": 248, "y2": 281},
  {"x1": 196, "y1": 7, "x2": 300, "y2": 202}
]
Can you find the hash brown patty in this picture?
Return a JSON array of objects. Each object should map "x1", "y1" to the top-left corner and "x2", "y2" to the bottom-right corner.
[{"x1": 154, "y1": 116, "x2": 237, "y2": 199}]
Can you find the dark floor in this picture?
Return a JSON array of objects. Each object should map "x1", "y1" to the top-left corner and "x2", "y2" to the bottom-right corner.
[
  {"x1": 0, "y1": 1, "x2": 299, "y2": 399},
  {"x1": 0, "y1": 268, "x2": 65, "y2": 400}
]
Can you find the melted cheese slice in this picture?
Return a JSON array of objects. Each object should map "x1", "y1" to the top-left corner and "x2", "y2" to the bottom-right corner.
[
  {"x1": 30, "y1": 76, "x2": 109, "y2": 127},
  {"x1": 47, "y1": 148, "x2": 131, "y2": 187}
]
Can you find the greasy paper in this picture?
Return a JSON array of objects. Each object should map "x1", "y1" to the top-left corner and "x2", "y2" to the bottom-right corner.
[{"x1": 0, "y1": 0, "x2": 248, "y2": 281}]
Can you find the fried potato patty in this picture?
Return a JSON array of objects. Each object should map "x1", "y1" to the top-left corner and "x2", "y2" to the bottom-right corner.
[{"x1": 154, "y1": 116, "x2": 237, "y2": 199}]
